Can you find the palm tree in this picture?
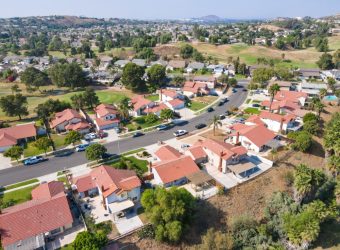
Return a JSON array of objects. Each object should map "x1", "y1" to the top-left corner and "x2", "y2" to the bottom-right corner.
[
  {"x1": 319, "y1": 88, "x2": 327, "y2": 100},
  {"x1": 314, "y1": 101, "x2": 325, "y2": 119},
  {"x1": 327, "y1": 77, "x2": 336, "y2": 93},
  {"x1": 117, "y1": 97, "x2": 132, "y2": 121},
  {"x1": 268, "y1": 83, "x2": 280, "y2": 112},
  {"x1": 211, "y1": 115, "x2": 222, "y2": 136}
]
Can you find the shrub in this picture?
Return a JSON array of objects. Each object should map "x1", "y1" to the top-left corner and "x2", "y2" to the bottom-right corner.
[{"x1": 138, "y1": 224, "x2": 155, "y2": 239}]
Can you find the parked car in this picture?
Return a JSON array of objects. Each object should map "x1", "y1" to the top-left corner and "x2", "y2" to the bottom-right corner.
[
  {"x1": 173, "y1": 130, "x2": 188, "y2": 137},
  {"x1": 76, "y1": 144, "x2": 90, "y2": 152},
  {"x1": 218, "y1": 101, "x2": 224, "y2": 106},
  {"x1": 114, "y1": 127, "x2": 121, "y2": 133},
  {"x1": 195, "y1": 123, "x2": 206, "y2": 129},
  {"x1": 133, "y1": 132, "x2": 144, "y2": 138},
  {"x1": 55, "y1": 149, "x2": 74, "y2": 157},
  {"x1": 219, "y1": 115, "x2": 226, "y2": 120},
  {"x1": 24, "y1": 156, "x2": 47, "y2": 165},
  {"x1": 207, "y1": 107, "x2": 214, "y2": 112},
  {"x1": 221, "y1": 98, "x2": 228, "y2": 103},
  {"x1": 232, "y1": 88, "x2": 237, "y2": 93},
  {"x1": 252, "y1": 104, "x2": 260, "y2": 107},
  {"x1": 84, "y1": 133, "x2": 97, "y2": 141},
  {"x1": 101, "y1": 152, "x2": 119, "y2": 159},
  {"x1": 97, "y1": 130, "x2": 108, "y2": 138},
  {"x1": 157, "y1": 124, "x2": 170, "y2": 131},
  {"x1": 225, "y1": 110, "x2": 231, "y2": 116},
  {"x1": 172, "y1": 119, "x2": 188, "y2": 126}
]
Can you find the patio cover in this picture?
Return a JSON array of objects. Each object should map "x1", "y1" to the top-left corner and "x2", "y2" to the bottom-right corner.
[
  {"x1": 186, "y1": 171, "x2": 213, "y2": 186},
  {"x1": 108, "y1": 200, "x2": 134, "y2": 214},
  {"x1": 228, "y1": 162, "x2": 256, "y2": 175}
]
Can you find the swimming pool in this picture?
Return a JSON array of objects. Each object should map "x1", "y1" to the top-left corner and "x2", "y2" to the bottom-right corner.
[{"x1": 323, "y1": 95, "x2": 338, "y2": 101}]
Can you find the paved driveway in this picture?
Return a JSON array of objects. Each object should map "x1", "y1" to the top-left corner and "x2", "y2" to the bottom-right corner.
[
  {"x1": 204, "y1": 164, "x2": 239, "y2": 189},
  {"x1": 114, "y1": 211, "x2": 143, "y2": 234}
]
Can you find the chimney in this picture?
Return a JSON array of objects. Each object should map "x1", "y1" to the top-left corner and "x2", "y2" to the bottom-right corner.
[
  {"x1": 236, "y1": 132, "x2": 240, "y2": 144},
  {"x1": 218, "y1": 151, "x2": 224, "y2": 172}
]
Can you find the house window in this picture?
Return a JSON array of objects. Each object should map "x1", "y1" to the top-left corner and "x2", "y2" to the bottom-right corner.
[{"x1": 50, "y1": 227, "x2": 61, "y2": 235}]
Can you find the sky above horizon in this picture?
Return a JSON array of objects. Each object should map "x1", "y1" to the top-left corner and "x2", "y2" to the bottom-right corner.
[{"x1": 0, "y1": 0, "x2": 339, "y2": 20}]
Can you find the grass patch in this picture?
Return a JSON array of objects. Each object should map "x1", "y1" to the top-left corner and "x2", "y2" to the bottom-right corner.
[
  {"x1": 252, "y1": 100, "x2": 262, "y2": 103},
  {"x1": 127, "y1": 116, "x2": 163, "y2": 131},
  {"x1": 146, "y1": 94, "x2": 159, "y2": 102},
  {"x1": 0, "y1": 179, "x2": 39, "y2": 192},
  {"x1": 110, "y1": 156, "x2": 148, "y2": 175},
  {"x1": 0, "y1": 185, "x2": 38, "y2": 208},
  {"x1": 188, "y1": 101, "x2": 208, "y2": 111},
  {"x1": 246, "y1": 99, "x2": 251, "y2": 104},
  {"x1": 121, "y1": 148, "x2": 145, "y2": 156},
  {"x1": 244, "y1": 107, "x2": 261, "y2": 114},
  {"x1": 23, "y1": 134, "x2": 67, "y2": 157}
]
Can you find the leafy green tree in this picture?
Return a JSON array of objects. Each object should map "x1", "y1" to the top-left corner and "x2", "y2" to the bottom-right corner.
[
  {"x1": 333, "y1": 49, "x2": 340, "y2": 69},
  {"x1": 83, "y1": 88, "x2": 100, "y2": 109},
  {"x1": 11, "y1": 84, "x2": 21, "y2": 94},
  {"x1": 211, "y1": 115, "x2": 222, "y2": 136},
  {"x1": 0, "y1": 94, "x2": 28, "y2": 120},
  {"x1": 303, "y1": 120, "x2": 319, "y2": 135},
  {"x1": 319, "y1": 88, "x2": 328, "y2": 100},
  {"x1": 327, "y1": 77, "x2": 336, "y2": 93},
  {"x1": 303, "y1": 113, "x2": 318, "y2": 123},
  {"x1": 33, "y1": 137, "x2": 52, "y2": 155},
  {"x1": 147, "y1": 64, "x2": 166, "y2": 92},
  {"x1": 287, "y1": 131, "x2": 313, "y2": 152},
  {"x1": 64, "y1": 131, "x2": 82, "y2": 146},
  {"x1": 252, "y1": 68, "x2": 274, "y2": 84},
  {"x1": 227, "y1": 78, "x2": 238, "y2": 88},
  {"x1": 136, "y1": 47, "x2": 157, "y2": 61},
  {"x1": 20, "y1": 67, "x2": 50, "y2": 92},
  {"x1": 4, "y1": 146, "x2": 23, "y2": 163},
  {"x1": 141, "y1": 187, "x2": 196, "y2": 243},
  {"x1": 275, "y1": 37, "x2": 286, "y2": 50},
  {"x1": 172, "y1": 75, "x2": 186, "y2": 87},
  {"x1": 73, "y1": 231, "x2": 107, "y2": 250},
  {"x1": 268, "y1": 83, "x2": 280, "y2": 111},
  {"x1": 145, "y1": 113, "x2": 159, "y2": 124},
  {"x1": 117, "y1": 97, "x2": 132, "y2": 121},
  {"x1": 85, "y1": 144, "x2": 107, "y2": 161},
  {"x1": 121, "y1": 62, "x2": 146, "y2": 92},
  {"x1": 314, "y1": 37, "x2": 329, "y2": 52},
  {"x1": 160, "y1": 109, "x2": 174, "y2": 121},
  {"x1": 48, "y1": 62, "x2": 88, "y2": 89},
  {"x1": 71, "y1": 93, "x2": 86, "y2": 110},
  {"x1": 316, "y1": 53, "x2": 334, "y2": 70},
  {"x1": 218, "y1": 74, "x2": 229, "y2": 84},
  {"x1": 180, "y1": 44, "x2": 194, "y2": 59}
]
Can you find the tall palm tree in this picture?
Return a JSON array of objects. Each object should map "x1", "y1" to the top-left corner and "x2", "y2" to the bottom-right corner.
[
  {"x1": 117, "y1": 97, "x2": 132, "y2": 121},
  {"x1": 211, "y1": 115, "x2": 222, "y2": 136},
  {"x1": 268, "y1": 83, "x2": 280, "y2": 112},
  {"x1": 327, "y1": 77, "x2": 336, "y2": 93},
  {"x1": 319, "y1": 88, "x2": 327, "y2": 100},
  {"x1": 314, "y1": 101, "x2": 325, "y2": 119}
]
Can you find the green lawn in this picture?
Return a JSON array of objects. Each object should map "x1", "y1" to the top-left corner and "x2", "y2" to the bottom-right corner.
[
  {"x1": 146, "y1": 94, "x2": 159, "y2": 102},
  {"x1": 126, "y1": 116, "x2": 162, "y2": 131},
  {"x1": 246, "y1": 99, "x2": 251, "y2": 104},
  {"x1": 121, "y1": 148, "x2": 146, "y2": 156},
  {"x1": 0, "y1": 179, "x2": 39, "y2": 192},
  {"x1": 0, "y1": 185, "x2": 38, "y2": 208},
  {"x1": 188, "y1": 101, "x2": 208, "y2": 111},
  {"x1": 23, "y1": 134, "x2": 67, "y2": 157},
  {"x1": 244, "y1": 107, "x2": 261, "y2": 114},
  {"x1": 111, "y1": 156, "x2": 148, "y2": 174}
]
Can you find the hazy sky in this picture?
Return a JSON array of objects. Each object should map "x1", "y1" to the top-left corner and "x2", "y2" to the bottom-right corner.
[{"x1": 0, "y1": 0, "x2": 339, "y2": 19}]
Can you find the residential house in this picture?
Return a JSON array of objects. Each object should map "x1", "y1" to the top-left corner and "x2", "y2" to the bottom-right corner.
[
  {"x1": 152, "y1": 155, "x2": 200, "y2": 187},
  {"x1": 0, "y1": 181, "x2": 73, "y2": 250},
  {"x1": 131, "y1": 59, "x2": 146, "y2": 67},
  {"x1": 50, "y1": 108, "x2": 90, "y2": 134},
  {"x1": 73, "y1": 166, "x2": 141, "y2": 217},
  {"x1": 130, "y1": 95, "x2": 155, "y2": 117},
  {"x1": 150, "y1": 60, "x2": 168, "y2": 67},
  {"x1": 226, "y1": 123, "x2": 277, "y2": 153},
  {"x1": 192, "y1": 138, "x2": 248, "y2": 173},
  {"x1": 114, "y1": 60, "x2": 130, "y2": 68},
  {"x1": 165, "y1": 98, "x2": 186, "y2": 110},
  {"x1": 321, "y1": 69, "x2": 340, "y2": 81},
  {"x1": 297, "y1": 82, "x2": 328, "y2": 97},
  {"x1": 185, "y1": 146, "x2": 208, "y2": 164},
  {"x1": 267, "y1": 81, "x2": 293, "y2": 91},
  {"x1": 144, "y1": 103, "x2": 169, "y2": 116},
  {"x1": 94, "y1": 104, "x2": 120, "y2": 130},
  {"x1": 182, "y1": 81, "x2": 209, "y2": 98},
  {"x1": 298, "y1": 68, "x2": 321, "y2": 80},
  {"x1": 260, "y1": 90, "x2": 308, "y2": 116},
  {"x1": 159, "y1": 89, "x2": 183, "y2": 102},
  {"x1": 186, "y1": 62, "x2": 205, "y2": 73},
  {"x1": 192, "y1": 75, "x2": 216, "y2": 89},
  {"x1": 155, "y1": 145, "x2": 183, "y2": 161},
  {"x1": 0, "y1": 123, "x2": 37, "y2": 152},
  {"x1": 167, "y1": 60, "x2": 186, "y2": 71},
  {"x1": 246, "y1": 111, "x2": 298, "y2": 133}
]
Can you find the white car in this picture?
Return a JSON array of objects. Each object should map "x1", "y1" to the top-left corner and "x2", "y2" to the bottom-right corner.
[
  {"x1": 173, "y1": 130, "x2": 188, "y2": 137},
  {"x1": 84, "y1": 133, "x2": 97, "y2": 140}
]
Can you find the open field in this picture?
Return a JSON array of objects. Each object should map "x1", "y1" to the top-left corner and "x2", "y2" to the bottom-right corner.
[{"x1": 0, "y1": 83, "x2": 134, "y2": 122}]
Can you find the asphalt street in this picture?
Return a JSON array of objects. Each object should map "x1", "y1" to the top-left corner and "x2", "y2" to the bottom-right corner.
[{"x1": 0, "y1": 81, "x2": 249, "y2": 186}]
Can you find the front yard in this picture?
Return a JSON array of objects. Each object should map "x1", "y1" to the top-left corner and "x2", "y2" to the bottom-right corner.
[
  {"x1": 244, "y1": 107, "x2": 261, "y2": 114},
  {"x1": 188, "y1": 96, "x2": 219, "y2": 111},
  {"x1": 125, "y1": 116, "x2": 163, "y2": 131},
  {"x1": 23, "y1": 134, "x2": 67, "y2": 157},
  {"x1": 0, "y1": 185, "x2": 38, "y2": 208}
]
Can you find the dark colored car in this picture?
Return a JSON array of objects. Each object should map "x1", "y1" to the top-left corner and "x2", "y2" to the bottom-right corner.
[
  {"x1": 219, "y1": 115, "x2": 226, "y2": 120},
  {"x1": 195, "y1": 123, "x2": 206, "y2": 129},
  {"x1": 218, "y1": 101, "x2": 224, "y2": 106},
  {"x1": 133, "y1": 132, "x2": 144, "y2": 138},
  {"x1": 252, "y1": 104, "x2": 260, "y2": 107},
  {"x1": 101, "y1": 153, "x2": 119, "y2": 160},
  {"x1": 221, "y1": 98, "x2": 228, "y2": 103},
  {"x1": 207, "y1": 107, "x2": 214, "y2": 112}
]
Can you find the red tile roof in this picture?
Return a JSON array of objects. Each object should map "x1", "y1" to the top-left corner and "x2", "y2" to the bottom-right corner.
[
  {"x1": 182, "y1": 81, "x2": 207, "y2": 94},
  {"x1": 131, "y1": 95, "x2": 153, "y2": 111},
  {"x1": 0, "y1": 182, "x2": 73, "y2": 247},
  {"x1": 161, "y1": 89, "x2": 178, "y2": 99},
  {"x1": 0, "y1": 123, "x2": 36, "y2": 147},
  {"x1": 95, "y1": 104, "x2": 118, "y2": 117},
  {"x1": 74, "y1": 174, "x2": 97, "y2": 193},
  {"x1": 246, "y1": 115, "x2": 265, "y2": 125},
  {"x1": 86, "y1": 166, "x2": 141, "y2": 197},
  {"x1": 230, "y1": 124, "x2": 276, "y2": 148},
  {"x1": 65, "y1": 121, "x2": 90, "y2": 131},
  {"x1": 144, "y1": 103, "x2": 168, "y2": 114},
  {"x1": 155, "y1": 145, "x2": 182, "y2": 161},
  {"x1": 274, "y1": 90, "x2": 307, "y2": 102},
  {"x1": 187, "y1": 146, "x2": 207, "y2": 160},
  {"x1": 95, "y1": 117, "x2": 120, "y2": 127},
  {"x1": 50, "y1": 109, "x2": 82, "y2": 128},
  {"x1": 152, "y1": 156, "x2": 200, "y2": 184},
  {"x1": 31, "y1": 181, "x2": 65, "y2": 200},
  {"x1": 259, "y1": 110, "x2": 296, "y2": 124},
  {"x1": 167, "y1": 99, "x2": 184, "y2": 108}
]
